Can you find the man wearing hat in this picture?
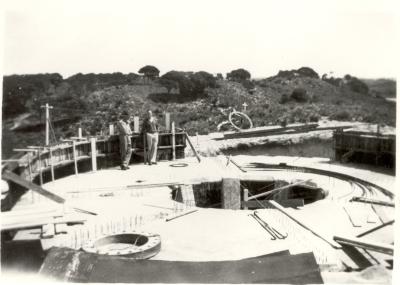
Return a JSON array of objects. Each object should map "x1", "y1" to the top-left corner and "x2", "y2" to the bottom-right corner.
[{"x1": 116, "y1": 111, "x2": 133, "y2": 170}]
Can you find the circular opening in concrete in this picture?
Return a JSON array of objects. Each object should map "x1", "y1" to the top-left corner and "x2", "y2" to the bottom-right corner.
[
  {"x1": 94, "y1": 233, "x2": 149, "y2": 248},
  {"x1": 83, "y1": 233, "x2": 161, "y2": 258}
]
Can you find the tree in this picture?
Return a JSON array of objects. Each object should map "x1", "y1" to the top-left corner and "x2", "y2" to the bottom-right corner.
[
  {"x1": 161, "y1": 71, "x2": 194, "y2": 96},
  {"x1": 297, "y1": 67, "x2": 319, "y2": 79},
  {"x1": 158, "y1": 78, "x2": 177, "y2": 94},
  {"x1": 226, "y1": 68, "x2": 251, "y2": 82},
  {"x1": 189, "y1": 71, "x2": 217, "y2": 94},
  {"x1": 138, "y1": 65, "x2": 160, "y2": 79}
]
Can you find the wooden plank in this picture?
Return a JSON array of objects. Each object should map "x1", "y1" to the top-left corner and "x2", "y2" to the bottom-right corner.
[
  {"x1": 224, "y1": 123, "x2": 319, "y2": 138},
  {"x1": 269, "y1": 200, "x2": 341, "y2": 248},
  {"x1": 334, "y1": 235, "x2": 394, "y2": 255},
  {"x1": 350, "y1": 196, "x2": 394, "y2": 207},
  {"x1": 13, "y1": 148, "x2": 38, "y2": 152},
  {"x1": 343, "y1": 205, "x2": 362, "y2": 227},
  {"x1": 165, "y1": 209, "x2": 198, "y2": 222},
  {"x1": 185, "y1": 132, "x2": 201, "y2": 162},
  {"x1": 2, "y1": 216, "x2": 86, "y2": 231},
  {"x1": 371, "y1": 204, "x2": 392, "y2": 224},
  {"x1": 248, "y1": 179, "x2": 312, "y2": 201},
  {"x1": 227, "y1": 156, "x2": 247, "y2": 173},
  {"x1": 242, "y1": 199, "x2": 304, "y2": 209},
  {"x1": 2, "y1": 170, "x2": 65, "y2": 204}
]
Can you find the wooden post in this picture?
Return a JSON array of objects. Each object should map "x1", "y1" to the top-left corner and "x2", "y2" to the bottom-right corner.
[
  {"x1": 171, "y1": 122, "x2": 176, "y2": 160},
  {"x1": 40, "y1": 103, "x2": 53, "y2": 146},
  {"x1": 134, "y1": 116, "x2": 140, "y2": 133},
  {"x1": 143, "y1": 133, "x2": 147, "y2": 164},
  {"x1": 27, "y1": 153, "x2": 34, "y2": 203},
  {"x1": 38, "y1": 149, "x2": 43, "y2": 186},
  {"x1": 222, "y1": 178, "x2": 241, "y2": 210},
  {"x1": 78, "y1": 128, "x2": 82, "y2": 139},
  {"x1": 72, "y1": 141, "x2": 78, "y2": 176},
  {"x1": 90, "y1": 138, "x2": 97, "y2": 172},
  {"x1": 49, "y1": 147, "x2": 55, "y2": 182},
  {"x1": 243, "y1": 188, "x2": 249, "y2": 210},
  {"x1": 109, "y1": 124, "x2": 114, "y2": 135},
  {"x1": 165, "y1": 112, "x2": 170, "y2": 132}
]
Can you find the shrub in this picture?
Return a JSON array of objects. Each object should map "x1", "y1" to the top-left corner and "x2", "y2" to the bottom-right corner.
[
  {"x1": 309, "y1": 114, "x2": 320, "y2": 122},
  {"x1": 347, "y1": 77, "x2": 369, "y2": 94},
  {"x1": 329, "y1": 110, "x2": 351, "y2": 121},
  {"x1": 226, "y1": 68, "x2": 251, "y2": 81},
  {"x1": 290, "y1": 88, "x2": 308, "y2": 103},
  {"x1": 279, "y1": 93, "x2": 290, "y2": 104}
]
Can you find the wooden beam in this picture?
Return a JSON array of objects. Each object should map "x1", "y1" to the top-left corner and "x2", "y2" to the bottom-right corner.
[
  {"x1": 350, "y1": 196, "x2": 395, "y2": 207},
  {"x1": 185, "y1": 132, "x2": 201, "y2": 162},
  {"x1": 248, "y1": 179, "x2": 312, "y2": 201},
  {"x1": 334, "y1": 235, "x2": 394, "y2": 255},
  {"x1": 2, "y1": 170, "x2": 65, "y2": 204},
  {"x1": 356, "y1": 220, "x2": 395, "y2": 238},
  {"x1": 269, "y1": 200, "x2": 341, "y2": 248}
]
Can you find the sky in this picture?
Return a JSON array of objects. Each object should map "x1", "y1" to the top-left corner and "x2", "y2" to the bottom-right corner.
[{"x1": 1, "y1": 0, "x2": 399, "y2": 79}]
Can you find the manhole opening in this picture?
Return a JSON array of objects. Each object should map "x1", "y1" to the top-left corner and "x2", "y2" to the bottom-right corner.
[
  {"x1": 94, "y1": 234, "x2": 149, "y2": 248},
  {"x1": 240, "y1": 180, "x2": 327, "y2": 206}
]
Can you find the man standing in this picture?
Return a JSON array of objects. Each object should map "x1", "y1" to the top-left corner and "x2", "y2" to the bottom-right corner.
[
  {"x1": 142, "y1": 110, "x2": 159, "y2": 165},
  {"x1": 117, "y1": 111, "x2": 133, "y2": 170}
]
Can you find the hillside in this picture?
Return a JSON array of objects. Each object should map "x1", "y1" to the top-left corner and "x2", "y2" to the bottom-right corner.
[
  {"x1": 1, "y1": 68, "x2": 396, "y2": 158},
  {"x1": 362, "y1": 78, "x2": 396, "y2": 98}
]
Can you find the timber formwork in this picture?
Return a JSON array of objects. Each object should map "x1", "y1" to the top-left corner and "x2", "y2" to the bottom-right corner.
[
  {"x1": 2, "y1": 132, "x2": 187, "y2": 211},
  {"x1": 333, "y1": 130, "x2": 395, "y2": 169}
]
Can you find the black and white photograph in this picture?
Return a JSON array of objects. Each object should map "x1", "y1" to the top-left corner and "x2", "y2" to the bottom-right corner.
[{"x1": 1, "y1": 0, "x2": 398, "y2": 283}]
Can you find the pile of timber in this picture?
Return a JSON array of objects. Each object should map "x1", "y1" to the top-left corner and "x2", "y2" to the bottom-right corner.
[{"x1": 223, "y1": 123, "x2": 353, "y2": 139}]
